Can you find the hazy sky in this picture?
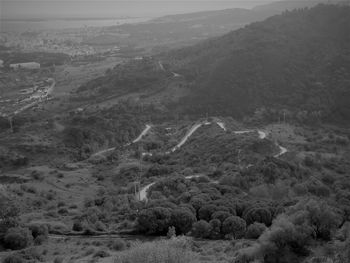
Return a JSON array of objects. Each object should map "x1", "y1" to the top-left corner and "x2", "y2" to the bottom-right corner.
[{"x1": 1, "y1": 0, "x2": 277, "y2": 20}]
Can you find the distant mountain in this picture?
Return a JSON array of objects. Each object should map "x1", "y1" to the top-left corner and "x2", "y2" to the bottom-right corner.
[
  {"x1": 165, "y1": 4, "x2": 350, "y2": 121},
  {"x1": 253, "y1": 0, "x2": 348, "y2": 12},
  {"x1": 94, "y1": 0, "x2": 340, "y2": 52}
]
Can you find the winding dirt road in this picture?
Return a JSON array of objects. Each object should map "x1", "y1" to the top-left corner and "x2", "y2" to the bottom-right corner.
[
  {"x1": 91, "y1": 124, "x2": 152, "y2": 158},
  {"x1": 137, "y1": 122, "x2": 287, "y2": 201}
]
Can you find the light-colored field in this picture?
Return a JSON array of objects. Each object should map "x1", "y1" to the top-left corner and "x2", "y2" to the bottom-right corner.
[{"x1": 53, "y1": 57, "x2": 124, "y2": 97}]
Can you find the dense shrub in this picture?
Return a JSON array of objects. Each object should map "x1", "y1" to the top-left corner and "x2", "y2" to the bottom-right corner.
[
  {"x1": 0, "y1": 199, "x2": 19, "y2": 235},
  {"x1": 114, "y1": 237, "x2": 196, "y2": 263},
  {"x1": 17, "y1": 247, "x2": 43, "y2": 262},
  {"x1": 2, "y1": 254, "x2": 25, "y2": 263},
  {"x1": 3, "y1": 227, "x2": 33, "y2": 250}
]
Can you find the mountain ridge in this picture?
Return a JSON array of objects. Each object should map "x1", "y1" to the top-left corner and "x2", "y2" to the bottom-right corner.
[{"x1": 164, "y1": 4, "x2": 350, "y2": 121}]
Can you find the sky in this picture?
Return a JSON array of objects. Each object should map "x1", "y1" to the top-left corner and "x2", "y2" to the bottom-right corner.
[{"x1": 0, "y1": 0, "x2": 277, "y2": 20}]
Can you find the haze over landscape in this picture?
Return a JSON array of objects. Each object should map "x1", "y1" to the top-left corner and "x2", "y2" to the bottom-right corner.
[
  {"x1": 0, "y1": 0, "x2": 350, "y2": 263},
  {"x1": 2, "y1": 0, "x2": 277, "y2": 19}
]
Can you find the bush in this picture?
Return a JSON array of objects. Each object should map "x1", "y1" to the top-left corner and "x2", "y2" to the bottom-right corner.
[
  {"x1": 4, "y1": 227, "x2": 33, "y2": 250},
  {"x1": 72, "y1": 221, "x2": 83, "y2": 231},
  {"x1": 28, "y1": 223, "x2": 48, "y2": 239},
  {"x1": 0, "y1": 199, "x2": 19, "y2": 235},
  {"x1": 307, "y1": 184, "x2": 330, "y2": 198},
  {"x1": 222, "y1": 216, "x2": 246, "y2": 239},
  {"x1": 33, "y1": 235, "x2": 46, "y2": 245},
  {"x1": 57, "y1": 208, "x2": 68, "y2": 215},
  {"x1": 53, "y1": 257, "x2": 64, "y2": 263},
  {"x1": 245, "y1": 222, "x2": 267, "y2": 239},
  {"x1": 2, "y1": 255, "x2": 25, "y2": 263},
  {"x1": 16, "y1": 247, "x2": 43, "y2": 262},
  {"x1": 114, "y1": 237, "x2": 196, "y2": 263},
  {"x1": 30, "y1": 170, "x2": 44, "y2": 181},
  {"x1": 191, "y1": 220, "x2": 212, "y2": 238},
  {"x1": 109, "y1": 238, "x2": 126, "y2": 251},
  {"x1": 93, "y1": 250, "x2": 110, "y2": 258}
]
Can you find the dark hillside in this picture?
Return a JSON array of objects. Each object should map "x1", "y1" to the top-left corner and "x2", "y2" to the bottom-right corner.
[{"x1": 167, "y1": 5, "x2": 350, "y2": 120}]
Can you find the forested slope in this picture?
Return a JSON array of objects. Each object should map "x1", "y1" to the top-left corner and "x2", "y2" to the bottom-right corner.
[{"x1": 166, "y1": 4, "x2": 350, "y2": 121}]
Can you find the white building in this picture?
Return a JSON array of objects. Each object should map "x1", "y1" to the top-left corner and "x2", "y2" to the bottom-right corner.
[{"x1": 10, "y1": 62, "x2": 40, "y2": 70}]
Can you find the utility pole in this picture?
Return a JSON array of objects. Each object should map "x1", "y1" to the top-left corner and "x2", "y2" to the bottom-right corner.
[
  {"x1": 139, "y1": 155, "x2": 142, "y2": 200},
  {"x1": 138, "y1": 145, "x2": 143, "y2": 200},
  {"x1": 237, "y1": 149, "x2": 242, "y2": 171},
  {"x1": 9, "y1": 117, "x2": 13, "y2": 133}
]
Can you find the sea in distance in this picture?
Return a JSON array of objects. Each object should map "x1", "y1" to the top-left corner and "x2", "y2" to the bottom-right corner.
[{"x1": 0, "y1": 0, "x2": 268, "y2": 32}]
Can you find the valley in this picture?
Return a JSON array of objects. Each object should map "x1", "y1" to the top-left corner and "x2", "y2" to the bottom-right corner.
[{"x1": 0, "y1": 2, "x2": 350, "y2": 263}]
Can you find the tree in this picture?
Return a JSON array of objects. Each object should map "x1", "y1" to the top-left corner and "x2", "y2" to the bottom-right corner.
[
  {"x1": 211, "y1": 211, "x2": 232, "y2": 223},
  {"x1": 222, "y1": 216, "x2": 246, "y2": 239},
  {"x1": 167, "y1": 226, "x2": 176, "y2": 239},
  {"x1": 292, "y1": 199, "x2": 342, "y2": 240},
  {"x1": 189, "y1": 197, "x2": 206, "y2": 212},
  {"x1": 245, "y1": 222, "x2": 267, "y2": 239},
  {"x1": 209, "y1": 219, "x2": 222, "y2": 239},
  {"x1": 171, "y1": 209, "x2": 196, "y2": 235},
  {"x1": 243, "y1": 207, "x2": 272, "y2": 226},
  {"x1": 258, "y1": 214, "x2": 314, "y2": 262},
  {"x1": 2, "y1": 254, "x2": 25, "y2": 263},
  {"x1": 137, "y1": 207, "x2": 172, "y2": 234},
  {"x1": 198, "y1": 205, "x2": 218, "y2": 222},
  {"x1": 191, "y1": 220, "x2": 212, "y2": 238}
]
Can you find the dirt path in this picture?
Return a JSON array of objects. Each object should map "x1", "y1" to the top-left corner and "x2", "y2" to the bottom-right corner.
[
  {"x1": 171, "y1": 123, "x2": 203, "y2": 152},
  {"x1": 132, "y1": 124, "x2": 152, "y2": 143},
  {"x1": 91, "y1": 124, "x2": 152, "y2": 158},
  {"x1": 216, "y1": 121, "x2": 226, "y2": 131}
]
